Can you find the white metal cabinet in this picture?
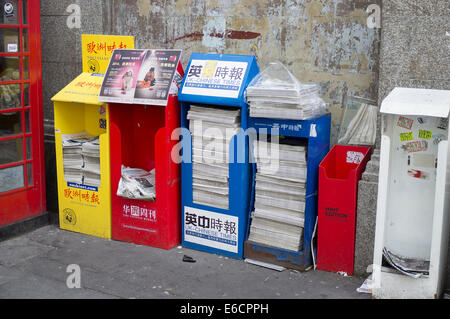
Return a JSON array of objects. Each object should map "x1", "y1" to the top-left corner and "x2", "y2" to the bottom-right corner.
[{"x1": 373, "y1": 87, "x2": 450, "y2": 299}]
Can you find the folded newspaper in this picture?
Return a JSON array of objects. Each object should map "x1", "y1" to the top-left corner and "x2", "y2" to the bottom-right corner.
[
  {"x1": 382, "y1": 247, "x2": 429, "y2": 278},
  {"x1": 82, "y1": 136, "x2": 100, "y2": 157},
  {"x1": 62, "y1": 132, "x2": 94, "y2": 149},
  {"x1": 117, "y1": 166, "x2": 156, "y2": 201}
]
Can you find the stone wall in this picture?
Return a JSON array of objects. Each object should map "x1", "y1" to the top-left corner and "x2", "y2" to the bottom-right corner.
[
  {"x1": 113, "y1": 0, "x2": 381, "y2": 144},
  {"x1": 378, "y1": 0, "x2": 449, "y2": 101}
]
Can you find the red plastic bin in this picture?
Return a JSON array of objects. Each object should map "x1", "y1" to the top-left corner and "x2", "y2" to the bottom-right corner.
[
  {"x1": 317, "y1": 145, "x2": 371, "y2": 275},
  {"x1": 108, "y1": 65, "x2": 184, "y2": 249}
]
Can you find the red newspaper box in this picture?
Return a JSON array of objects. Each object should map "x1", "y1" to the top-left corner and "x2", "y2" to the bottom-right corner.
[
  {"x1": 317, "y1": 145, "x2": 371, "y2": 275},
  {"x1": 109, "y1": 93, "x2": 181, "y2": 249},
  {"x1": 108, "y1": 57, "x2": 183, "y2": 249}
]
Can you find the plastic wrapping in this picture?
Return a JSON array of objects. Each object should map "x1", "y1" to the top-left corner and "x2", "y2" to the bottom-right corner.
[
  {"x1": 245, "y1": 61, "x2": 316, "y2": 98},
  {"x1": 338, "y1": 96, "x2": 378, "y2": 146},
  {"x1": 117, "y1": 166, "x2": 156, "y2": 201},
  {"x1": 245, "y1": 61, "x2": 327, "y2": 120}
]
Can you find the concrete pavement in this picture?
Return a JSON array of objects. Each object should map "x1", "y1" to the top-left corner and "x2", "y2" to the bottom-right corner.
[{"x1": 0, "y1": 225, "x2": 369, "y2": 299}]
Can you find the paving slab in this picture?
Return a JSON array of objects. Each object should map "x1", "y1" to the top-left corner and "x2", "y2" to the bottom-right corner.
[
  {"x1": 0, "y1": 273, "x2": 117, "y2": 299},
  {"x1": 0, "y1": 225, "x2": 370, "y2": 299}
]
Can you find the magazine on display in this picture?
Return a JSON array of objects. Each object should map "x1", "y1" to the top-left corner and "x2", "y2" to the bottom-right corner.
[{"x1": 98, "y1": 49, "x2": 182, "y2": 106}]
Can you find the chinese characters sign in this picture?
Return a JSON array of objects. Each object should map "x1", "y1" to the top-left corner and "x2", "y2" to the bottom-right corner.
[
  {"x1": 418, "y1": 129, "x2": 433, "y2": 140},
  {"x1": 181, "y1": 60, "x2": 248, "y2": 99},
  {"x1": 184, "y1": 207, "x2": 239, "y2": 253},
  {"x1": 63, "y1": 187, "x2": 100, "y2": 206},
  {"x1": 81, "y1": 34, "x2": 134, "y2": 74},
  {"x1": 400, "y1": 132, "x2": 414, "y2": 141},
  {"x1": 122, "y1": 204, "x2": 157, "y2": 223},
  {"x1": 51, "y1": 72, "x2": 105, "y2": 105},
  {"x1": 98, "y1": 49, "x2": 182, "y2": 106}
]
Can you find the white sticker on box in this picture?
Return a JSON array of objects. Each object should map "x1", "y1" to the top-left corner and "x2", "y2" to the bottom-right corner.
[
  {"x1": 184, "y1": 206, "x2": 238, "y2": 253},
  {"x1": 7, "y1": 43, "x2": 18, "y2": 52},
  {"x1": 309, "y1": 124, "x2": 317, "y2": 137},
  {"x1": 411, "y1": 154, "x2": 436, "y2": 168},
  {"x1": 346, "y1": 151, "x2": 364, "y2": 164}
]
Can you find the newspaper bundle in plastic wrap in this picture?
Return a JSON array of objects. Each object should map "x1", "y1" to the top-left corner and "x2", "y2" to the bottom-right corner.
[
  {"x1": 245, "y1": 61, "x2": 327, "y2": 120},
  {"x1": 337, "y1": 96, "x2": 378, "y2": 146},
  {"x1": 117, "y1": 166, "x2": 156, "y2": 201}
]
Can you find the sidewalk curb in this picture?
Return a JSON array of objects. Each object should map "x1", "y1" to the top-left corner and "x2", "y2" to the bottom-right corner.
[{"x1": 0, "y1": 213, "x2": 51, "y2": 242}]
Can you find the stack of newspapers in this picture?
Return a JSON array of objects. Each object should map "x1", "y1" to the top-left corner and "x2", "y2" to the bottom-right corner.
[
  {"x1": 82, "y1": 136, "x2": 101, "y2": 187},
  {"x1": 61, "y1": 132, "x2": 100, "y2": 187},
  {"x1": 187, "y1": 105, "x2": 241, "y2": 210},
  {"x1": 246, "y1": 61, "x2": 326, "y2": 120},
  {"x1": 248, "y1": 139, "x2": 307, "y2": 251}
]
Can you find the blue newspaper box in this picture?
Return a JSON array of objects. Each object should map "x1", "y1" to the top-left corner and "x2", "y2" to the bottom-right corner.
[
  {"x1": 178, "y1": 53, "x2": 259, "y2": 259},
  {"x1": 244, "y1": 115, "x2": 331, "y2": 270}
]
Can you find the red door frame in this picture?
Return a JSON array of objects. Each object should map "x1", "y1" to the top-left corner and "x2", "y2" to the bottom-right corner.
[{"x1": 0, "y1": 0, "x2": 46, "y2": 225}]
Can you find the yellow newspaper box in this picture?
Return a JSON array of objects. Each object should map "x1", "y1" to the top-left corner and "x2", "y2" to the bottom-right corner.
[{"x1": 51, "y1": 73, "x2": 111, "y2": 238}]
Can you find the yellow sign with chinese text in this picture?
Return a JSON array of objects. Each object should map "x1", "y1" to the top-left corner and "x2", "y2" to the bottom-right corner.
[
  {"x1": 81, "y1": 34, "x2": 135, "y2": 74},
  {"x1": 400, "y1": 132, "x2": 414, "y2": 142},
  {"x1": 51, "y1": 72, "x2": 105, "y2": 105},
  {"x1": 418, "y1": 129, "x2": 433, "y2": 140}
]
